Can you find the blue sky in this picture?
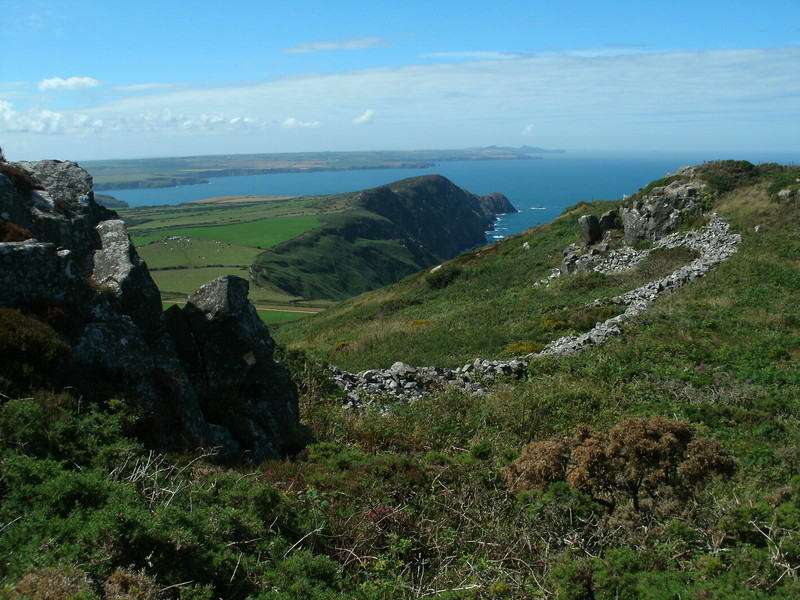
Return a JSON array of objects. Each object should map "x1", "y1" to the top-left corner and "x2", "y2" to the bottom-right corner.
[{"x1": 1, "y1": 0, "x2": 799, "y2": 161}]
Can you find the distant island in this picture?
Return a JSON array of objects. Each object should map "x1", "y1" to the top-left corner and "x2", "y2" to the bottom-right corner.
[{"x1": 82, "y1": 146, "x2": 565, "y2": 191}]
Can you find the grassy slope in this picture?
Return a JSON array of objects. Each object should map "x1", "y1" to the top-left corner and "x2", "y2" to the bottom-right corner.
[
  {"x1": 276, "y1": 163, "x2": 800, "y2": 370},
  {"x1": 4, "y1": 163, "x2": 798, "y2": 598},
  {"x1": 272, "y1": 198, "x2": 674, "y2": 368}
]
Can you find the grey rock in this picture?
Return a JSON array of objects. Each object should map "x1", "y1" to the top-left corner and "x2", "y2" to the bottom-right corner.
[
  {"x1": 599, "y1": 210, "x2": 621, "y2": 231},
  {"x1": 90, "y1": 219, "x2": 163, "y2": 336},
  {"x1": 0, "y1": 160, "x2": 300, "y2": 461},
  {"x1": 621, "y1": 178, "x2": 702, "y2": 244},
  {"x1": 578, "y1": 215, "x2": 602, "y2": 245},
  {"x1": 16, "y1": 160, "x2": 93, "y2": 207},
  {"x1": 178, "y1": 276, "x2": 299, "y2": 461}
]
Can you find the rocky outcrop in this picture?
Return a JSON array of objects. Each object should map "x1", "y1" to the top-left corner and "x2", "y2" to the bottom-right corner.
[
  {"x1": 541, "y1": 215, "x2": 740, "y2": 356},
  {"x1": 621, "y1": 174, "x2": 703, "y2": 244},
  {"x1": 166, "y1": 276, "x2": 299, "y2": 460},
  {"x1": 358, "y1": 175, "x2": 516, "y2": 259},
  {"x1": 0, "y1": 160, "x2": 298, "y2": 460}
]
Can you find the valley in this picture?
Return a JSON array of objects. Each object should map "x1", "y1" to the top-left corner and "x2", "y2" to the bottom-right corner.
[{"x1": 120, "y1": 174, "x2": 515, "y2": 318}]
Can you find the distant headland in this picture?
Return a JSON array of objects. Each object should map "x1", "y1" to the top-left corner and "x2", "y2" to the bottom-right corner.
[{"x1": 82, "y1": 146, "x2": 565, "y2": 191}]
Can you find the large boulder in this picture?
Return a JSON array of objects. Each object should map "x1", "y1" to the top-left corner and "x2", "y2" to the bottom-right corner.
[
  {"x1": 578, "y1": 215, "x2": 602, "y2": 246},
  {"x1": 90, "y1": 219, "x2": 163, "y2": 337},
  {"x1": 168, "y1": 276, "x2": 299, "y2": 461}
]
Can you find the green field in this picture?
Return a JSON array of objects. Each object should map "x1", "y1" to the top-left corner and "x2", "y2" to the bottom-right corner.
[
  {"x1": 120, "y1": 196, "x2": 326, "y2": 245},
  {"x1": 139, "y1": 238, "x2": 264, "y2": 269},
  {"x1": 162, "y1": 301, "x2": 310, "y2": 324},
  {"x1": 120, "y1": 196, "x2": 336, "y2": 318},
  {"x1": 151, "y1": 266, "x2": 254, "y2": 298},
  {"x1": 135, "y1": 214, "x2": 321, "y2": 247}
]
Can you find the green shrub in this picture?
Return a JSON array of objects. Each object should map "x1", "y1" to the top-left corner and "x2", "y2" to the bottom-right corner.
[
  {"x1": 631, "y1": 246, "x2": 700, "y2": 281},
  {"x1": 541, "y1": 306, "x2": 622, "y2": 335},
  {"x1": 500, "y1": 340, "x2": 543, "y2": 356},
  {"x1": 0, "y1": 308, "x2": 71, "y2": 395},
  {"x1": 425, "y1": 265, "x2": 462, "y2": 290},
  {"x1": 697, "y1": 160, "x2": 759, "y2": 194},
  {"x1": 469, "y1": 440, "x2": 493, "y2": 460}
]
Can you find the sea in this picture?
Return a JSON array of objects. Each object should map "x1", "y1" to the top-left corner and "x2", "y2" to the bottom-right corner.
[{"x1": 107, "y1": 150, "x2": 800, "y2": 242}]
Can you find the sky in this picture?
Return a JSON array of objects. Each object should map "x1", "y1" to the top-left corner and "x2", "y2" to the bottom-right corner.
[{"x1": 1, "y1": 0, "x2": 799, "y2": 161}]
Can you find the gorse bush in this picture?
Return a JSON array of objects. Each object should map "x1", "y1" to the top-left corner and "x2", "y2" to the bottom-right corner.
[
  {"x1": 697, "y1": 160, "x2": 760, "y2": 194},
  {"x1": 506, "y1": 418, "x2": 737, "y2": 513}
]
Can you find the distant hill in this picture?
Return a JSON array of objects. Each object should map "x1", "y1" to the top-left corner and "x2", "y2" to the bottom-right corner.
[{"x1": 250, "y1": 174, "x2": 515, "y2": 300}]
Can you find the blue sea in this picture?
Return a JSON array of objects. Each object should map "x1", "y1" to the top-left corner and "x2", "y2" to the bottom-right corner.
[{"x1": 108, "y1": 150, "x2": 800, "y2": 242}]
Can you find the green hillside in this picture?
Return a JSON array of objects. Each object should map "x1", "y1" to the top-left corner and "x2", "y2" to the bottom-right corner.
[
  {"x1": 251, "y1": 175, "x2": 514, "y2": 301},
  {"x1": 122, "y1": 174, "x2": 513, "y2": 306},
  {"x1": 3, "y1": 161, "x2": 800, "y2": 598}
]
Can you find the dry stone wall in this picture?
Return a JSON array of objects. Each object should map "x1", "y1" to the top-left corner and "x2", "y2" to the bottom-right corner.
[{"x1": 330, "y1": 201, "x2": 741, "y2": 408}]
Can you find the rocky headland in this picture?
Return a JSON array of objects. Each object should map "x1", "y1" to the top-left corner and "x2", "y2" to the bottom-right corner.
[{"x1": 251, "y1": 174, "x2": 516, "y2": 300}]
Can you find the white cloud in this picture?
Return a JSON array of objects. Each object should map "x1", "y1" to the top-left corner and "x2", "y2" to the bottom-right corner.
[
  {"x1": 352, "y1": 109, "x2": 374, "y2": 125},
  {"x1": 283, "y1": 117, "x2": 321, "y2": 128},
  {"x1": 7, "y1": 47, "x2": 800, "y2": 157},
  {"x1": 112, "y1": 82, "x2": 181, "y2": 93},
  {"x1": 0, "y1": 100, "x2": 261, "y2": 136},
  {"x1": 283, "y1": 36, "x2": 383, "y2": 54},
  {"x1": 38, "y1": 76, "x2": 100, "y2": 92},
  {"x1": 423, "y1": 51, "x2": 525, "y2": 61}
]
